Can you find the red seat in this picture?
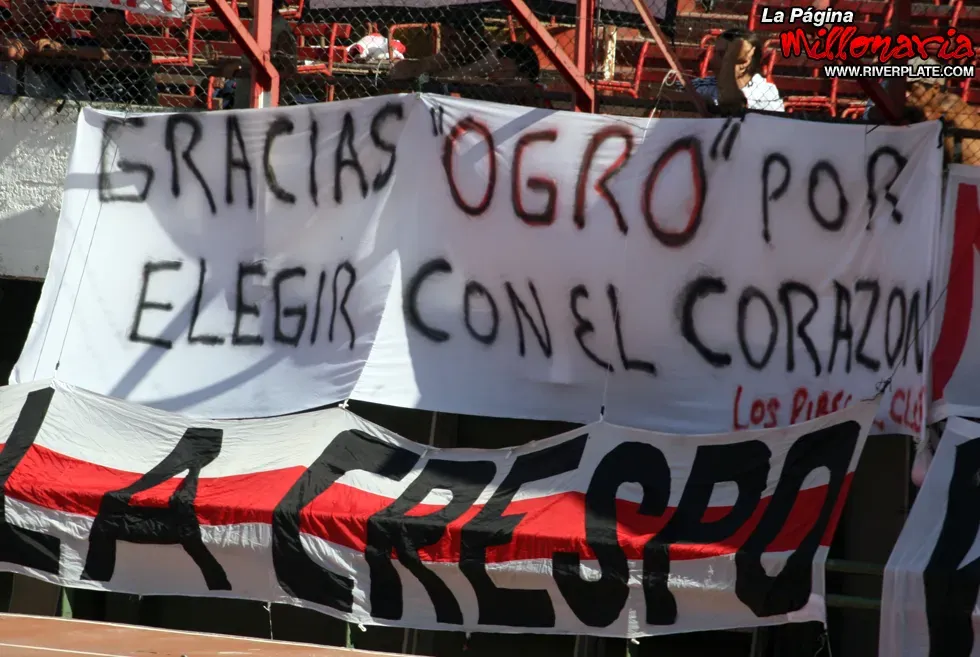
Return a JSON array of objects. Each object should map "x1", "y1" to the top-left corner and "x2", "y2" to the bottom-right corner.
[
  {"x1": 595, "y1": 39, "x2": 707, "y2": 99},
  {"x1": 138, "y1": 15, "x2": 197, "y2": 66},
  {"x1": 595, "y1": 39, "x2": 649, "y2": 98},
  {"x1": 294, "y1": 22, "x2": 352, "y2": 66},
  {"x1": 51, "y1": 4, "x2": 196, "y2": 66},
  {"x1": 293, "y1": 23, "x2": 354, "y2": 103},
  {"x1": 139, "y1": 34, "x2": 195, "y2": 65}
]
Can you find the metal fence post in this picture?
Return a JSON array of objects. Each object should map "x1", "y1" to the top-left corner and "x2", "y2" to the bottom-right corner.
[
  {"x1": 500, "y1": 0, "x2": 596, "y2": 112},
  {"x1": 206, "y1": 0, "x2": 280, "y2": 107}
]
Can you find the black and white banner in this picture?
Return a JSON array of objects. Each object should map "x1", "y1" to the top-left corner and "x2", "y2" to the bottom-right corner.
[
  {"x1": 0, "y1": 380, "x2": 877, "y2": 637},
  {"x1": 881, "y1": 417, "x2": 980, "y2": 657}
]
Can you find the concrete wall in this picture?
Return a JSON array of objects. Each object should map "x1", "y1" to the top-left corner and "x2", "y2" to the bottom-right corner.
[{"x1": 0, "y1": 97, "x2": 78, "y2": 280}]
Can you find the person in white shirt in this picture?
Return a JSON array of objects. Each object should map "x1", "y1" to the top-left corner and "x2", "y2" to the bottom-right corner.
[{"x1": 692, "y1": 28, "x2": 784, "y2": 113}]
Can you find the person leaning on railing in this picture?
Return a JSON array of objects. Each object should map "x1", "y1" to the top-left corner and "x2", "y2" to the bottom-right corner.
[
  {"x1": 905, "y1": 71, "x2": 980, "y2": 167},
  {"x1": 0, "y1": 0, "x2": 85, "y2": 99},
  {"x1": 2, "y1": 3, "x2": 156, "y2": 105},
  {"x1": 866, "y1": 58, "x2": 980, "y2": 167},
  {"x1": 691, "y1": 28, "x2": 784, "y2": 113}
]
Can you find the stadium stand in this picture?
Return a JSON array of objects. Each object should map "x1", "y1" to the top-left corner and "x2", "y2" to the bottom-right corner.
[{"x1": 0, "y1": 0, "x2": 978, "y2": 150}]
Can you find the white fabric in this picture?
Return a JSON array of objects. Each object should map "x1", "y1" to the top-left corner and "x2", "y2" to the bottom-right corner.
[
  {"x1": 12, "y1": 94, "x2": 942, "y2": 434},
  {"x1": 347, "y1": 35, "x2": 405, "y2": 62},
  {"x1": 692, "y1": 74, "x2": 785, "y2": 113},
  {"x1": 0, "y1": 379, "x2": 878, "y2": 637},
  {"x1": 880, "y1": 418, "x2": 980, "y2": 657}
]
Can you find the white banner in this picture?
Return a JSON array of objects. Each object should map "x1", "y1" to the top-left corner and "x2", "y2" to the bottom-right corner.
[
  {"x1": 930, "y1": 164, "x2": 980, "y2": 422},
  {"x1": 880, "y1": 417, "x2": 980, "y2": 657},
  {"x1": 0, "y1": 380, "x2": 877, "y2": 637},
  {"x1": 13, "y1": 95, "x2": 942, "y2": 434}
]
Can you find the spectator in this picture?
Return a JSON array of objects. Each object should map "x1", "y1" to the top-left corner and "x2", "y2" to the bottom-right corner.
[
  {"x1": 692, "y1": 28, "x2": 784, "y2": 112},
  {"x1": 65, "y1": 7, "x2": 157, "y2": 105},
  {"x1": 0, "y1": 0, "x2": 84, "y2": 99},
  {"x1": 904, "y1": 70, "x2": 980, "y2": 167},
  {"x1": 217, "y1": 0, "x2": 296, "y2": 109},
  {"x1": 346, "y1": 34, "x2": 406, "y2": 64},
  {"x1": 865, "y1": 58, "x2": 980, "y2": 166}
]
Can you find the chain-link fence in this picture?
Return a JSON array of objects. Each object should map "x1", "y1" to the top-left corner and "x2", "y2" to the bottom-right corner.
[
  {"x1": 286, "y1": 0, "x2": 586, "y2": 106},
  {"x1": 2, "y1": 0, "x2": 209, "y2": 116},
  {"x1": 0, "y1": 0, "x2": 612, "y2": 114},
  {"x1": 1, "y1": 0, "x2": 979, "y2": 157}
]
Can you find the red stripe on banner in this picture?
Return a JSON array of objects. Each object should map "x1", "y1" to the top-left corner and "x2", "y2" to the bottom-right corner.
[
  {"x1": 932, "y1": 182, "x2": 980, "y2": 401},
  {"x1": 3, "y1": 443, "x2": 849, "y2": 563}
]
